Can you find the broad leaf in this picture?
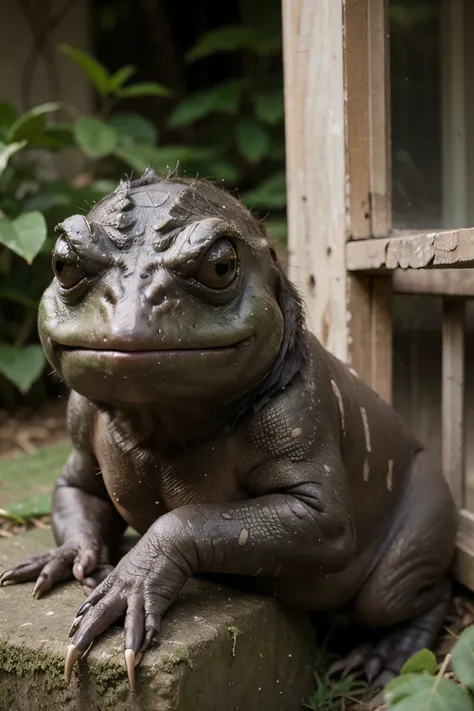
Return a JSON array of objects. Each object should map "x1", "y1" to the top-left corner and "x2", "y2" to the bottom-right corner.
[
  {"x1": 241, "y1": 171, "x2": 287, "y2": 208},
  {"x1": 0, "y1": 140, "x2": 27, "y2": 178},
  {"x1": 452, "y1": 625, "x2": 474, "y2": 690},
  {"x1": 8, "y1": 102, "x2": 62, "y2": 143},
  {"x1": 167, "y1": 90, "x2": 221, "y2": 128},
  {"x1": 212, "y1": 79, "x2": 248, "y2": 113},
  {"x1": 108, "y1": 65, "x2": 137, "y2": 93},
  {"x1": 109, "y1": 112, "x2": 158, "y2": 145},
  {"x1": 0, "y1": 102, "x2": 18, "y2": 136},
  {"x1": 115, "y1": 144, "x2": 193, "y2": 173},
  {"x1": 74, "y1": 116, "x2": 118, "y2": 158},
  {"x1": 116, "y1": 82, "x2": 172, "y2": 99},
  {"x1": 384, "y1": 673, "x2": 474, "y2": 711},
  {"x1": 254, "y1": 89, "x2": 285, "y2": 125},
  {"x1": 235, "y1": 118, "x2": 271, "y2": 163},
  {"x1": 186, "y1": 25, "x2": 261, "y2": 61},
  {"x1": 401, "y1": 649, "x2": 437, "y2": 676},
  {"x1": 0, "y1": 212, "x2": 47, "y2": 263},
  {"x1": 0, "y1": 344, "x2": 45, "y2": 394},
  {"x1": 59, "y1": 44, "x2": 111, "y2": 96}
]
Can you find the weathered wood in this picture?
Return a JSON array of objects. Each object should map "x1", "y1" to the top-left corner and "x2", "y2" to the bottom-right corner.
[
  {"x1": 370, "y1": 277, "x2": 392, "y2": 403},
  {"x1": 454, "y1": 509, "x2": 474, "y2": 591},
  {"x1": 348, "y1": 275, "x2": 392, "y2": 403},
  {"x1": 393, "y1": 269, "x2": 474, "y2": 296},
  {"x1": 345, "y1": 0, "x2": 371, "y2": 239},
  {"x1": 282, "y1": 0, "x2": 348, "y2": 359},
  {"x1": 346, "y1": 228, "x2": 474, "y2": 272},
  {"x1": 345, "y1": 0, "x2": 391, "y2": 239},
  {"x1": 368, "y1": 0, "x2": 391, "y2": 236},
  {"x1": 442, "y1": 299, "x2": 465, "y2": 508}
]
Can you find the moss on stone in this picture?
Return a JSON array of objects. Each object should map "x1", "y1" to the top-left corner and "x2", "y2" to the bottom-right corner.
[{"x1": 157, "y1": 646, "x2": 193, "y2": 674}]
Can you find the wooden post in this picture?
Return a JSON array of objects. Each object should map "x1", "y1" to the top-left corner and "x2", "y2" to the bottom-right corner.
[
  {"x1": 442, "y1": 299, "x2": 466, "y2": 507},
  {"x1": 282, "y1": 0, "x2": 393, "y2": 402},
  {"x1": 282, "y1": 0, "x2": 348, "y2": 360}
]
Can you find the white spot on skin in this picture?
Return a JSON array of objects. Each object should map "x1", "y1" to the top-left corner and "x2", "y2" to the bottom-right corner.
[
  {"x1": 360, "y1": 407, "x2": 371, "y2": 452},
  {"x1": 238, "y1": 528, "x2": 249, "y2": 546},
  {"x1": 324, "y1": 464, "x2": 331, "y2": 473},
  {"x1": 331, "y1": 380, "x2": 345, "y2": 435},
  {"x1": 363, "y1": 458, "x2": 370, "y2": 482},
  {"x1": 221, "y1": 512, "x2": 232, "y2": 520},
  {"x1": 291, "y1": 428, "x2": 302, "y2": 438},
  {"x1": 387, "y1": 460, "x2": 394, "y2": 491}
]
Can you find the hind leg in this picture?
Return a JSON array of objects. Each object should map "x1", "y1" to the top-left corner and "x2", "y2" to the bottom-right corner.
[{"x1": 330, "y1": 450, "x2": 457, "y2": 687}]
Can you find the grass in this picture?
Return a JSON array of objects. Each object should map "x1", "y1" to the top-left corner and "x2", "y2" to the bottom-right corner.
[{"x1": 0, "y1": 440, "x2": 70, "y2": 521}]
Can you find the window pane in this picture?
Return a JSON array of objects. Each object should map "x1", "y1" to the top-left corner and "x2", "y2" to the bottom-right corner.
[{"x1": 390, "y1": 0, "x2": 442, "y2": 229}]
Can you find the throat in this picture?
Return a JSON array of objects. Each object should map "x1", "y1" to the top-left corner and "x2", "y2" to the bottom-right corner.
[{"x1": 95, "y1": 400, "x2": 236, "y2": 450}]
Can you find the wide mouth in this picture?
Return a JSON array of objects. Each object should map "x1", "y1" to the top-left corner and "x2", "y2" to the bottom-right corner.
[{"x1": 54, "y1": 336, "x2": 253, "y2": 357}]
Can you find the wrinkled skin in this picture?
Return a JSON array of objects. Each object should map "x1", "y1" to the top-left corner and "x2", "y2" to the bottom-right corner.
[{"x1": 1, "y1": 169, "x2": 457, "y2": 692}]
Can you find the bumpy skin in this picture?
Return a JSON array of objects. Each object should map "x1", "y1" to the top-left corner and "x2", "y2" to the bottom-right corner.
[{"x1": 1, "y1": 169, "x2": 457, "y2": 689}]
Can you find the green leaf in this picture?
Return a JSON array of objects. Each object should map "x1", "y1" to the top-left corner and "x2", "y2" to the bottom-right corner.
[
  {"x1": 8, "y1": 102, "x2": 62, "y2": 142},
  {"x1": 0, "y1": 344, "x2": 45, "y2": 394},
  {"x1": 235, "y1": 118, "x2": 271, "y2": 163},
  {"x1": 73, "y1": 116, "x2": 118, "y2": 158},
  {"x1": 384, "y1": 673, "x2": 474, "y2": 711},
  {"x1": 254, "y1": 89, "x2": 285, "y2": 125},
  {"x1": 109, "y1": 112, "x2": 158, "y2": 146},
  {"x1": 116, "y1": 82, "x2": 172, "y2": 99},
  {"x1": 212, "y1": 79, "x2": 248, "y2": 113},
  {"x1": 186, "y1": 25, "x2": 261, "y2": 61},
  {"x1": 115, "y1": 144, "x2": 194, "y2": 173},
  {"x1": 401, "y1": 649, "x2": 437, "y2": 676},
  {"x1": 59, "y1": 44, "x2": 111, "y2": 96},
  {"x1": 108, "y1": 65, "x2": 137, "y2": 93},
  {"x1": 0, "y1": 212, "x2": 47, "y2": 263},
  {"x1": 167, "y1": 90, "x2": 220, "y2": 128},
  {"x1": 0, "y1": 102, "x2": 18, "y2": 134},
  {"x1": 241, "y1": 171, "x2": 287, "y2": 208},
  {"x1": 452, "y1": 626, "x2": 474, "y2": 690},
  {"x1": 0, "y1": 140, "x2": 27, "y2": 178}
]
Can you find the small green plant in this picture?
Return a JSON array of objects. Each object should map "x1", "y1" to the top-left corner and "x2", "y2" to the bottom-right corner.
[
  {"x1": 383, "y1": 627, "x2": 474, "y2": 710},
  {"x1": 304, "y1": 635, "x2": 366, "y2": 711},
  {"x1": 0, "y1": 47, "x2": 172, "y2": 402}
]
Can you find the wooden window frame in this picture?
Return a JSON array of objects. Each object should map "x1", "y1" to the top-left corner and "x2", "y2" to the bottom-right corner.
[{"x1": 282, "y1": 0, "x2": 474, "y2": 589}]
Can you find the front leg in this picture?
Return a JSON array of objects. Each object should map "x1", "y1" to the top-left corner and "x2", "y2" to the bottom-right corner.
[{"x1": 68, "y1": 454, "x2": 354, "y2": 688}]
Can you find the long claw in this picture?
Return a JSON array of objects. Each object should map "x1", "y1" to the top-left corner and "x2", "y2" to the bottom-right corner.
[
  {"x1": 75, "y1": 600, "x2": 92, "y2": 617},
  {"x1": 64, "y1": 643, "x2": 83, "y2": 685},
  {"x1": 68, "y1": 616, "x2": 83, "y2": 638},
  {"x1": 32, "y1": 575, "x2": 47, "y2": 599},
  {"x1": 124, "y1": 649, "x2": 136, "y2": 692},
  {"x1": 0, "y1": 570, "x2": 12, "y2": 585}
]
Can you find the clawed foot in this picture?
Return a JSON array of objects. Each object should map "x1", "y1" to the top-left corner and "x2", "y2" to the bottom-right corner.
[
  {"x1": 327, "y1": 626, "x2": 431, "y2": 690},
  {"x1": 62, "y1": 527, "x2": 192, "y2": 692},
  {"x1": 0, "y1": 542, "x2": 113, "y2": 598}
]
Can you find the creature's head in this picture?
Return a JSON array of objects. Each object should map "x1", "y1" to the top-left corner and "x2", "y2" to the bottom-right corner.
[{"x1": 39, "y1": 168, "x2": 306, "y2": 413}]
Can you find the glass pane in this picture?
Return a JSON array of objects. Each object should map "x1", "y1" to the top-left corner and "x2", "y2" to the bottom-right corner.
[{"x1": 390, "y1": 0, "x2": 442, "y2": 229}]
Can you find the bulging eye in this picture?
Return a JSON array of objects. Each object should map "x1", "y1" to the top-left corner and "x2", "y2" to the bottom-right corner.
[
  {"x1": 52, "y1": 236, "x2": 87, "y2": 289},
  {"x1": 195, "y1": 238, "x2": 238, "y2": 289}
]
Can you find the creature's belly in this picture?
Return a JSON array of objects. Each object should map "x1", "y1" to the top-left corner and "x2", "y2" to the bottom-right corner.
[{"x1": 94, "y1": 427, "x2": 248, "y2": 534}]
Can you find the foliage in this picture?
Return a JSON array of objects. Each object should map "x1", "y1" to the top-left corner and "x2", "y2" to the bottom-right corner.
[
  {"x1": 0, "y1": 53, "x2": 171, "y2": 401},
  {"x1": 384, "y1": 629, "x2": 474, "y2": 711},
  {"x1": 1, "y1": 2, "x2": 287, "y2": 403}
]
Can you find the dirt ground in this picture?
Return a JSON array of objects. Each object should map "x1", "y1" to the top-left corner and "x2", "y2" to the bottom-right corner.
[{"x1": 0, "y1": 400, "x2": 67, "y2": 459}]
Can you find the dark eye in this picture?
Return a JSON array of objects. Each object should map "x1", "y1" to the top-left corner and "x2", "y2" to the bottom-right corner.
[
  {"x1": 52, "y1": 236, "x2": 87, "y2": 288},
  {"x1": 195, "y1": 238, "x2": 238, "y2": 289}
]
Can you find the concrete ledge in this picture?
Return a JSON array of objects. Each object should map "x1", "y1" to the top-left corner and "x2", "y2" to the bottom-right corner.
[{"x1": 0, "y1": 530, "x2": 315, "y2": 711}]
